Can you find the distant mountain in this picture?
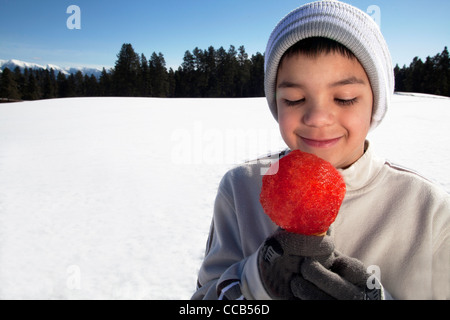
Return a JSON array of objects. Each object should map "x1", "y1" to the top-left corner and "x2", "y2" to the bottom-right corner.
[{"x1": 0, "y1": 59, "x2": 105, "y2": 78}]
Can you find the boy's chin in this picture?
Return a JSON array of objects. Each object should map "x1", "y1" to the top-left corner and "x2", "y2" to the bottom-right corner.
[
  {"x1": 291, "y1": 141, "x2": 365, "y2": 169},
  {"x1": 293, "y1": 148, "x2": 345, "y2": 169}
]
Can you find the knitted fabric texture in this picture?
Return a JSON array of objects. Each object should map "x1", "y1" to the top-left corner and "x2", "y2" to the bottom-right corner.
[{"x1": 264, "y1": 0, "x2": 394, "y2": 131}]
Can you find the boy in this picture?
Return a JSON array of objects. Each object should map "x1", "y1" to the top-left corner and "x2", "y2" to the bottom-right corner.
[{"x1": 192, "y1": 0, "x2": 449, "y2": 300}]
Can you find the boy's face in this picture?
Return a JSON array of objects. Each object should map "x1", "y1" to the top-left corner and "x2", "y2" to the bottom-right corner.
[{"x1": 276, "y1": 52, "x2": 373, "y2": 169}]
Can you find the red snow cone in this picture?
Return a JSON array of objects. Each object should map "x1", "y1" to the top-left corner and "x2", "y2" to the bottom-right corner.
[{"x1": 260, "y1": 150, "x2": 346, "y2": 236}]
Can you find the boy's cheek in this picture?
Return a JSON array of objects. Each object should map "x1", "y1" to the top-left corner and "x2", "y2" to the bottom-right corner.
[
  {"x1": 277, "y1": 103, "x2": 299, "y2": 121},
  {"x1": 277, "y1": 112, "x2": 294, "y2": 134},
  {"x1": 277, "y1": 117, "x2": 299, "y2": 149}
]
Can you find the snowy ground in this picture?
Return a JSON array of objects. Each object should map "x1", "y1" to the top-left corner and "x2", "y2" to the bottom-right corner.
[{"x1": 0, "y1": 94, "x2": 449, "y2": 299}]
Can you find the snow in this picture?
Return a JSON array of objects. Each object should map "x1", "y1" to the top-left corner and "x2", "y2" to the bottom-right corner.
[
  {"x1": 0, "y1": 94, "x2": 448, "y2": 299},
  {"x1": 0, "y1": 59, "x2": 103, "y2": 77}
]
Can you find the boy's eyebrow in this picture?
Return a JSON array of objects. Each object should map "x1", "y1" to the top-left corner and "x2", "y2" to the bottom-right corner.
[
  {"x1": 329, "y1": 76, "x2": 367, "y2": 87},
  {"x1": 277, "y1": 81, "x2": 304, "y2": 89},
  {"x1": 277, "y1": 76, "x2": 367, "y2": 89}
]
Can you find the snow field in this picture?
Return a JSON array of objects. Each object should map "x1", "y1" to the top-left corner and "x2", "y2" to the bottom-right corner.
[{"x1": 0, "y1": 94, "x2": 448, "y2": 299}]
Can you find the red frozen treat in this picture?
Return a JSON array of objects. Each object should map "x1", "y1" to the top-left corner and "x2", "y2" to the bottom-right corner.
[{"x1": 260, "y1": 150, "x2": 346, "y2": 236}]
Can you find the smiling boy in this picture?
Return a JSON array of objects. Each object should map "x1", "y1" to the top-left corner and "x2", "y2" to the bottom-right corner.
[
  {"x1": 192, "y1": 1, "x2": 449, "y2": 300},
  {"x1": 276, "y1": 39, "x2": 373, "y2": 169}
]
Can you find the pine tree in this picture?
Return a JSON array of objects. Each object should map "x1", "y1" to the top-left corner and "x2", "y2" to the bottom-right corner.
[
  {"x1": 99, "y1": 68, "x2": 112, "y2": 96},
  {"x1": 66, "y1": 74, "x2": 76, "y2": 97},
  {"x1": 237, "y1": 45, "x2": 251, "y2": 97},
  {"x1": 422, "y1": 56, "x2": 437, "y2": 95},
  {"x1": 437, "y1": 47, "x2": 449, "y2": 96},
  {"x1": 23, "y1": 69, "x2": 40, "y2": 100},
  {"x1": 56, "y1": 72, "x2": 69, "y2": 97},
  {"x1": 249, "y1": 52, "x2": 265, "y2": 97},
  {"x1": 42, "y1": 69, "x2": 56, "y2": 99},
  {"x1": 74, "y1": 71, "x2": 85, "y2": 96},
  {"x1": 174, "y1": 66, "x2": 184, "y2": 97},
  {"x1": 167, "y1": 68, "x2": 176, "y2": 97},
  {"x1": 192, "y1": 47, "x2": 207, "y2": 96},
  {"x1": 205, "y1": 46, "x2": 219, "y2": 97},
  {"x1": 178, "y1": 50, "x2": 195, "y2": 97},
  {"x1": 13, "y1": 67, "x2": 25, "y2": 99},
  {"x1": 215, "y1": 46, "x2": 228, "y2": 97},
  {"x1": 225, "y1": 45, "x2": 238, "y2": 97},
  {"x1": 0, "y1": 67, "x2": 21, "y2": 100},
  {"x1": 181, "y1": 50, "x2": 195, "y2": 72},
  {"x1": 149, "y1": 52, "x2": 169, "y2": 97},
  {"x1": 113, "y1": 43, "x2": 141, "y2": 96},
  {"x1": 405, "y1": 57, "x2": 424, "y2": 93},
  {"x1": 139, "y1": 53, "x2": 150, "y2": 96},
  {"x1": 84, "y1": 74, "x2": 99, "y2": 96},
  {"x1": 394, "y1": 64, "x2": 405, "y2": 92}
]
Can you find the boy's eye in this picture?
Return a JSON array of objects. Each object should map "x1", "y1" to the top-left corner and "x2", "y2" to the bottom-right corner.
[
  {"x1": 283, "y1": 98, "x2": 305, "y2": 107},
  {"x1": 335, "y1": 97, "x2": 358, "y2": 106}
]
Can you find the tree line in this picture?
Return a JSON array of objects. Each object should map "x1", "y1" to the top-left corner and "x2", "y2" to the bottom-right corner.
[
  {"x1": 0, "y1": 43, "x2": 264, "y2": 101},
  {"x1": 394, "y1": 47, "x2": 450, "y2": 97},
  {"x1": 1, "y1": 44, "x2": 449, "y2": 101}
]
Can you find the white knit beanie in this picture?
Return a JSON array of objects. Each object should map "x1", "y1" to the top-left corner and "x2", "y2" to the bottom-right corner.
[{"x1": 264, "y1": 0, "x2": 394, "y2": 131}]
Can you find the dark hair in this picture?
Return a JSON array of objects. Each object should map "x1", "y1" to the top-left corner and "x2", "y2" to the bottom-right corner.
[{"x1": 282, "y1": 37, "x2": 356, "y2": 60}]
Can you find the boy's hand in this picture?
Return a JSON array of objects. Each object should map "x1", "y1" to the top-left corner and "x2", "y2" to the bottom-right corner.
[
  {"x1": 257, "y1": 229, "x2": 334, "y2": 299},
  {"x1": 291, "y1": 252, "x2": 384, "y2": 300}
]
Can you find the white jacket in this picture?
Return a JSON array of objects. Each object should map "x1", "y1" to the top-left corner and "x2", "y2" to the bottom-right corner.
[{"x1": 192, "y1": 142, "x2": 450, "y2": 300}]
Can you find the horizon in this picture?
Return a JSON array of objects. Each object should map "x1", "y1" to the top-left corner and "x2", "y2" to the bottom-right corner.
[
  {"x1": 0, "y1": 57, "x2": 106, "y2": 73},
  {"x1": 2, "y1": 43, "x2": 450, "y2": 75},
  {"x1": 0, "y1": 0, "x2": 449, "y2": 71}
]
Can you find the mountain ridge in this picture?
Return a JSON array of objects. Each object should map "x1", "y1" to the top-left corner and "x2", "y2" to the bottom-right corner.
[{"x1": 0, "y1": 58, "x2": 106, "y2": 78}]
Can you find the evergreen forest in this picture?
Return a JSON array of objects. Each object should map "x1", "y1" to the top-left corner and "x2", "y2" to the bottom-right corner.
[{"x1": 0, "y1": 43, "x2": 449, "y2": 101}]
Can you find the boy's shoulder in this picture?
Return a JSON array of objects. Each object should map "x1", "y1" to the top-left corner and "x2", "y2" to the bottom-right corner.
[{"x1": 382, "y1": 159, "x2": 449, "y2": 199}]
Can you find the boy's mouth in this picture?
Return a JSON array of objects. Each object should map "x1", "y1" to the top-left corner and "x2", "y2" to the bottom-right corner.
[{"x1": 300, "y1": 136, "x2": 342, "y2": 148}]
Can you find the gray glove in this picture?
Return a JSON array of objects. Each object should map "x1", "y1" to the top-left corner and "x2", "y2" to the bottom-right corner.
[
  {"x1": 291, "y1": 251, "x2": 384, "y2": 300},
  {"x1": 258, "y1": 229, "x2": 334, "y2": 300}
]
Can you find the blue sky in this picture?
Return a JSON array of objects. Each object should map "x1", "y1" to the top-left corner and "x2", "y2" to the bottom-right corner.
[{"x1": 0, "y1": 0, "x2": 449, "y2": 70}]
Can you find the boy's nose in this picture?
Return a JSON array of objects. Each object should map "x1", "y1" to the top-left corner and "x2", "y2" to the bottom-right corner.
[{"x1": 302, "y1": 102, "x2": 334, "y2": 128}]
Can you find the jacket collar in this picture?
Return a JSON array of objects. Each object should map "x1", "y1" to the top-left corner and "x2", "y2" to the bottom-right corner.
[{"x1": 338, "y1": 140, "x2": 385, "y2": 192}]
